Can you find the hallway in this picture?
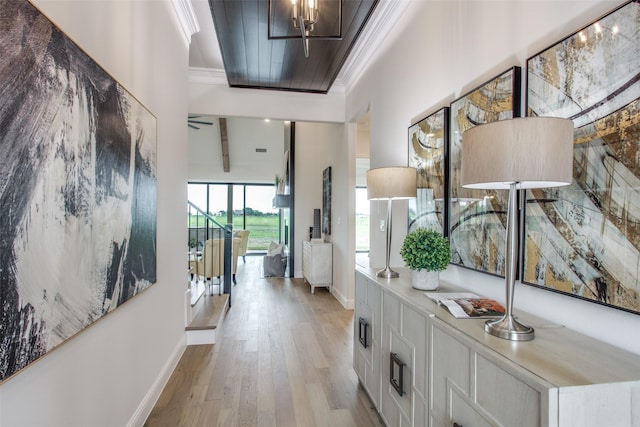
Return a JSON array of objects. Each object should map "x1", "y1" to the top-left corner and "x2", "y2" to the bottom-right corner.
[{"x1": 145, "y1": 256, "x2": 383, "y2": 426}]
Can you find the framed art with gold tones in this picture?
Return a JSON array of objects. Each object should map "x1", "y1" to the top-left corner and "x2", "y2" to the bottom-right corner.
[
  {"x1": 408, "y1": 107, "x2": 449, "y2": 234},
  {"x1": 448, "y1": 66, "x2": 521, "y2": 276},
  {"x1": 524, "y1": 0, "x2": 640, "y2": 314}
]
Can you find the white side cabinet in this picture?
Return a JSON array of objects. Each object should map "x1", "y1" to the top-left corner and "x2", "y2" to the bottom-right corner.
[
  {"x1": 302, "y1": 240, "x2": 332, "y2": 293},
  {"x1": 354, "y1": 266, "x2": 640, "y2": 427}
]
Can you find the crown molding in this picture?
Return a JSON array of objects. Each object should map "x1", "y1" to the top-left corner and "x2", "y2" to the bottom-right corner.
[
  {"x1": 335, "y1": 0, "x2": 412, "y2": 94},
  {"x1": 189, "y1": 67, "x2": 228, "y2": 85},
  {"x1": 170, "y1": 0, "x2": 200, "y2": 45},
  {"x1": 329, "y1": 80, "x2": 346, "y2": 94}
]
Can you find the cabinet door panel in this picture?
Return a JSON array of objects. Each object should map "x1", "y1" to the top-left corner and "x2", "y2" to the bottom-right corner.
[
  {"x1": 430, "y1": 321, "x2": 471, "y2": 421},
  {"x1": 358, "y1": 305, "x2": 374, "y2": 362},
  {"x1": 384, "y1": 292, "x2": 401, "y2": 332},
  {"x1": 476, "y1": 355, "x2": 540, "y2": 427},
  {"x1": 389, "y1": 329, "x2": 412, "y2": 418},
  {"x1": 413, "y1": 394, "x2": 427, "y2": 427},
  {"x1": 381, "y1": 293, "x2": 413, "y2": 426},
  {"x1": 354, "y1": 273, "x2": 382, "y2": 409},
  {"x1": 402, "y1": 305, "x2": 427, "y2": 400},
  {"x1": 368, "y1": 281, "x2": 382, "y2": 345},
  {"x1": 451, "y1": 387, "x2": 493, "y2": 427}
]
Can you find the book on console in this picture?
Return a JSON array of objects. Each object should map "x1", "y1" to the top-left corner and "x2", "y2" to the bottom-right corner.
[{"x1": 424, "y1": 292, "x2": 506, "y2": 319}]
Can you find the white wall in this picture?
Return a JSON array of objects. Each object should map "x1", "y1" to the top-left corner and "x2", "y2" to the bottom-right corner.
[
  {"x1": 293, "y1": 122, "x2": 354, "y2": 305},
  {"x1": 347, "y1": 0, "x2": 640, "y2": 356},
  {"x1": 0, "y1": 1, "x2": 189, "y2": 426},
  {"x1": 188, "y1": 117, "x2": 286, "y2": 183}
]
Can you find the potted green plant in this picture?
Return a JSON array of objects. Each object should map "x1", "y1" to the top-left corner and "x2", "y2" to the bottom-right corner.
[{"x1": 400, "y1": 228, "x2": 451, "y2": 290}]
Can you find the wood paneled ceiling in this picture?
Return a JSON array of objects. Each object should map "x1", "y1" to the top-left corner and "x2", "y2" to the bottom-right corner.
[{"x1": 208, "y1": 0, "x2": 378, "y2": 94}]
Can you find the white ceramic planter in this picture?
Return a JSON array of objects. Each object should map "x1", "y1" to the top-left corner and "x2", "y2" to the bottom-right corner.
[{"x1": 411, "y1": 269, "x2": 439, "y2": 290}]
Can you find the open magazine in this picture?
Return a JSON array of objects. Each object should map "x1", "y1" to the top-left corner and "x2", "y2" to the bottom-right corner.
[{"x1": 424, "y1": 292, "x2": 506, "y2": 319}]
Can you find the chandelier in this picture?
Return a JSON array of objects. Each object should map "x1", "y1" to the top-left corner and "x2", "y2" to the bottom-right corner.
[
  {"x1": 268, "y1": 0, "x2": 342, "y2": 58},
  {"x1": 291, "y1": 0, "x2": 319, "y2": 57}
]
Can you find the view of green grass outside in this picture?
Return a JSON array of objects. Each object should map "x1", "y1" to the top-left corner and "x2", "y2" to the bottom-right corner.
[
  {"x1": 232, "y1": 214, "x2": 279, "y2": 250},
  {"x1": 188, "y1": 213, "x2": 279, "y2": 251}
]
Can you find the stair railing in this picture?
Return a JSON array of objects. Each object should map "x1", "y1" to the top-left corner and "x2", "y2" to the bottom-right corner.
[{"x1": 187, "y1": 201, "x2": 234, "y2": 306}]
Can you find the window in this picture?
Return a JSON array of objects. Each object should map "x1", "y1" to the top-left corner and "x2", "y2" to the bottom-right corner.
[
  {"x1": 188, "y1": 183, "x2": 281, "y2": 252},
  {"x1": 355, "y1": 187, "x2": 369, "y2": 252}
]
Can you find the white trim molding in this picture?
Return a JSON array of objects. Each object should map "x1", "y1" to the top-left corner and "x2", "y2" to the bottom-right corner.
[
  {"x1": 171, "y1": 0, "x2": 200, "y2": 45},
  {"x1": 189, "y1": 66, "x2": 228, "y2": 85},
  {"x1": 335, "y1": 0, "x2": 413, "y2": 94}
]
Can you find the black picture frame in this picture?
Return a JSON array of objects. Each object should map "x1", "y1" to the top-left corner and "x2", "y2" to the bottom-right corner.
[
  {"x1": 408, "y1": 107, "x2": 449, "y2": 235},
  {"x1": 524, "y1": 0, "x2": 640, "y2": 315},
  {"x1": 448, "y1": 66, "x2": 522, "y2": 277}
]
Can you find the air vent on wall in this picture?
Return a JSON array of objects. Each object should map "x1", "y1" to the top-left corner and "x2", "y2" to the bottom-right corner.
[{"x1": 256, "y1": 148, "x2": 267, "y2": 153}]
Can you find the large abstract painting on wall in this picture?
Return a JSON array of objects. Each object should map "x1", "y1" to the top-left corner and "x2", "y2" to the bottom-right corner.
[
  {"x1": 0, "y1": 0, "x2": 157, "y2": 381},
  {"x1": 408, "y1": 107, "x2": 449, "y2": 234},
  {"x1": 525, "y1": 0, "x2": 640, "y2": 314},
  {"x1": 323, "y1": 166, "x2": 331, "y2": 235},
  {"x1": 448, "y1": 67, "x2": 521, "y2": 276}
]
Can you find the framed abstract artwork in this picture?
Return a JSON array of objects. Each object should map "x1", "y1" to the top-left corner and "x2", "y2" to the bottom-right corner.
[
  {"x1": 0, "y1": 0, "x2": 157, "y2": 381},
  {"x1": 323, "y1": 166, "x2": 331, "y2": 235},
  {"x1": 448, "y1": 66, "x2": 521, "y2": 276},
  {"x1": 408, "y1": 107, "x2": 449, "y2": 234},
  {"x1": 524, "y1": 0, "x2": 640, "y2": 314}
]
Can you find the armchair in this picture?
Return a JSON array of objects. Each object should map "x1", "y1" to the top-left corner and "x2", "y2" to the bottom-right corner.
[
  {"x1": 189, "y1": 238, "x2": 241, "y2": 290},
  {"x1": 235, "y1": 229, "x2": 250, "y2": 263},
  {"x1": 263, "y1": 242, "x2": 287, "y2": 277}
]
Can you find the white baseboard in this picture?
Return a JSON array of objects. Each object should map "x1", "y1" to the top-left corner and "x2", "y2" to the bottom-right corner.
[
  {"x1": 331, "y1": 286, "x2": 354, "y2": 310},
  {"x1": 127, "y1": 337, "x2": 186, "y2": 427}
]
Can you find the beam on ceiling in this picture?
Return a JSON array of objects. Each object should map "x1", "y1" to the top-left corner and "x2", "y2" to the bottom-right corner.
[{"x1": 219, "y1": 118, "x2": 230, "y2": 172}]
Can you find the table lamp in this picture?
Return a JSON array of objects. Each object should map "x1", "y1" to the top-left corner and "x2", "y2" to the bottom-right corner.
[
  {"x1": 461, "y1": 117, "x2": 574, "y2": 341},
  {"x1": 367, "y1": 167, "x2": 417, "y2": 278}
]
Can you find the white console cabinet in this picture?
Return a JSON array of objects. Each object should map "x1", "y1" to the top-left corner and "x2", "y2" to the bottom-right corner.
[
  {"x1": 302, "y1": 240, "x2": 332, "y2": 293},
  {"x1": 354, "y1": 266, "x2": 640, "y2": 427}
]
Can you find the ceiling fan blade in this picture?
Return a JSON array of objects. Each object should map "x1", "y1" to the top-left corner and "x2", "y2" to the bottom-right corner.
[
  {"x1": 188, "y1": 124, "x2": 199, "y2": 130},
  {"x1": 188, "y1": 120, "x2": 213, "y2": 126}
]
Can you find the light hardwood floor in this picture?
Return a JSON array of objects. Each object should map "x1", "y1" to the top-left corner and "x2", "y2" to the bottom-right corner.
[{"x1": 145, "y1": 256, "x2": 383, "y2": 426}]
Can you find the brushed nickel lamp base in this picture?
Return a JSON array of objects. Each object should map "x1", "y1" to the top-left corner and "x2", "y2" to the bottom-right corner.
[
  {"x1": 485, "y1": 314, "x2": 534, "y2": 341},
  {"x1": 483, "y1": 182, "x2": 535, "y2": 342},
  {"x1": 366, "y1": 167, "x2": 417, "y2": 280},
  {"x1": 376, "y1": 266, "x2": 399, "y2": 279},
  {"x1": 376, "y1": 198, "x2": 399, "y2": 279},
  {"x1": 460, "y1": 117, "x2": 575, "y2": 342}
]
